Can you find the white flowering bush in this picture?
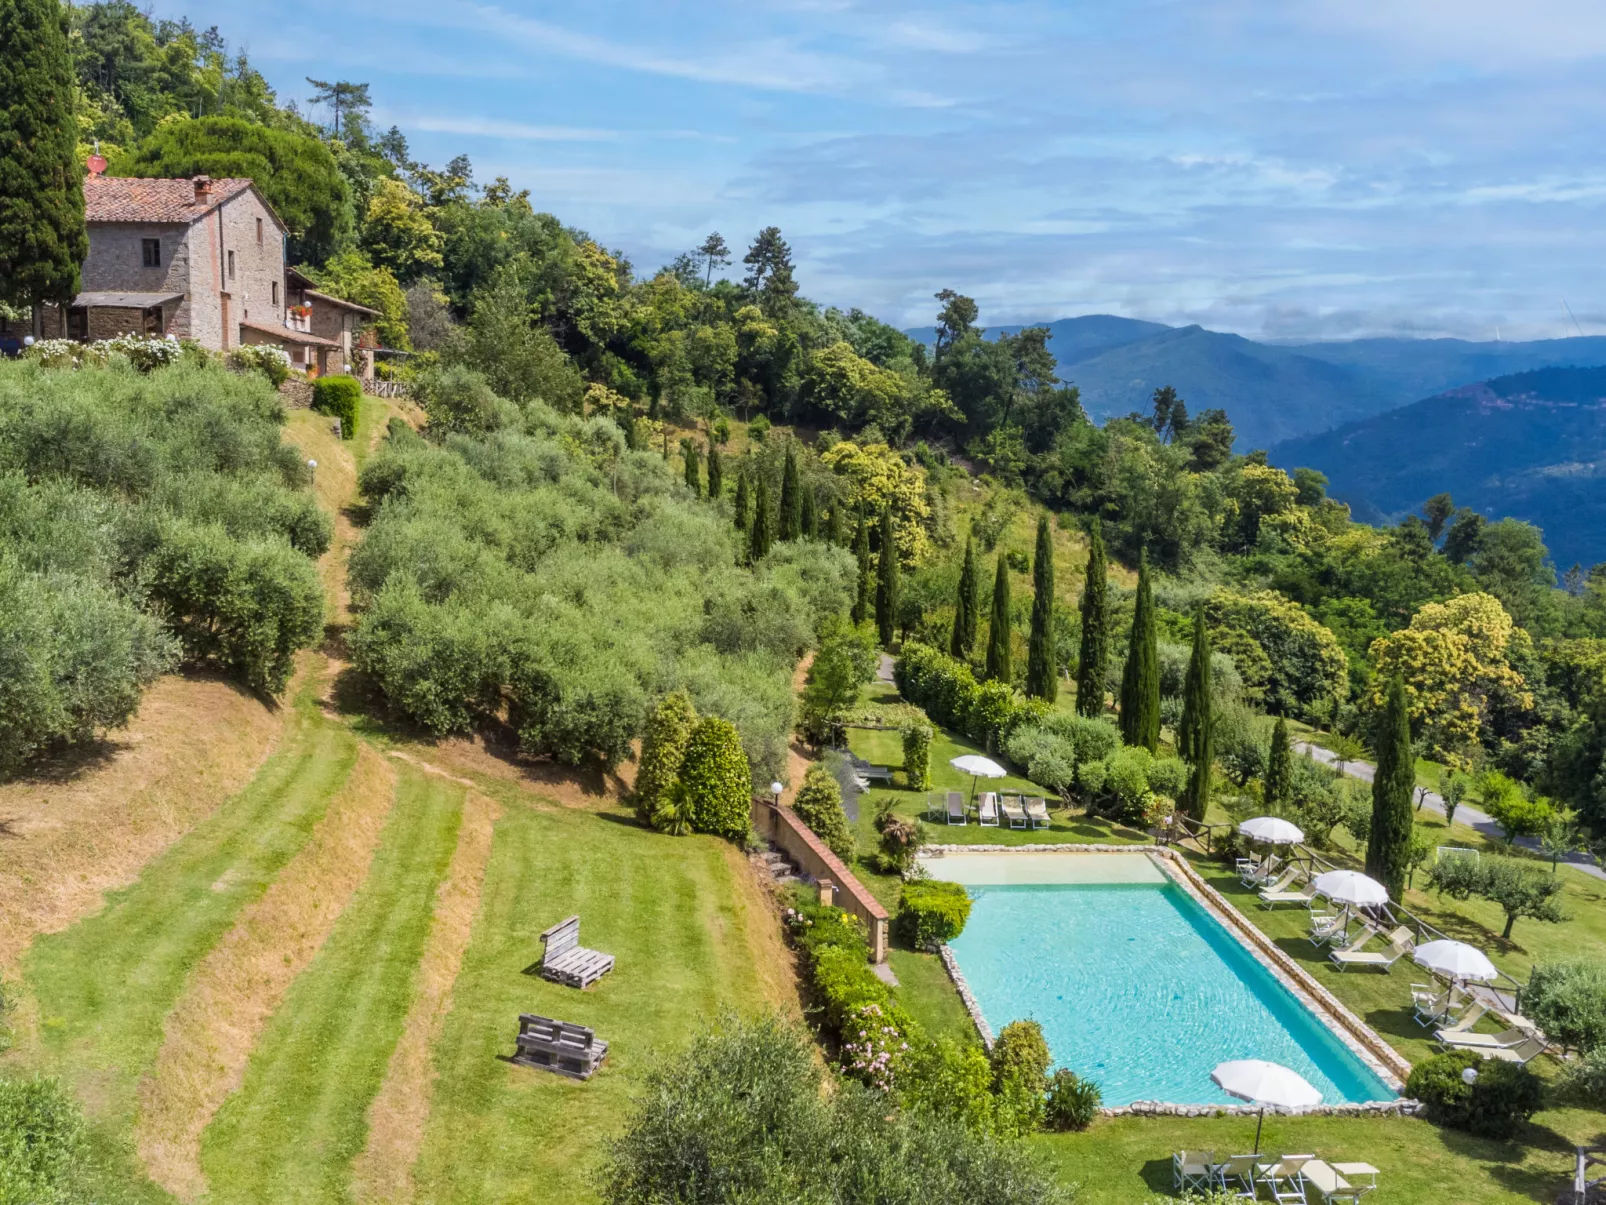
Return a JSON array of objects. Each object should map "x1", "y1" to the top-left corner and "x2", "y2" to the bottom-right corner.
[
  {"x1": 99, "y1": 333, "x2": 182, "y2": 371},
  {"x1": 23, "y1": 339, "x2": 81, "y2": 369},
  {"x1": 228, "y1": 343, "x2": 293, "y2": 387},
  {"x1": 838, "y1": 1002, "x2": 910, "y2": 1092}
]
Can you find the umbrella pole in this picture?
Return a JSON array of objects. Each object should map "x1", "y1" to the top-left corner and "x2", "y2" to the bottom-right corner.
[
  {"x1": 970, "y1": 774, "x2": 978, "y2": 805},
  {"x1": 1253, "y1": 1106, "x2": 1265, "y2": 1156}
]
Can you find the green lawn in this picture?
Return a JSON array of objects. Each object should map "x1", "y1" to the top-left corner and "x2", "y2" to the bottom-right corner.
[
  {"x1": 21, "y1": 669, "x2": 358, "y2": 1127},
  {"x1": 200, "y1": 763, "x2": 464, "y2": 1204},
  {"x1": 407, "y1": 782, "x2": 789, "y2": 1205}
]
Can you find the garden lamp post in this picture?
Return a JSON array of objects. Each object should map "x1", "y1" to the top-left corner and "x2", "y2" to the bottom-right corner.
[{"x1": 771, "y1": 781, "x2": 784, "y2": 807}]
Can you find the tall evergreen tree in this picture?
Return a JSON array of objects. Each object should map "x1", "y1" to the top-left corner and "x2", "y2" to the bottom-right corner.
[
  {"x1": 950, "y1": 535, "x2": 980, "y2": 661},
  {"x1": 778, "y1": 443, "x2": 802, "y2": 541},
  {"x1": 826, "y1": 502, "x2": 844, "y2": 546},
  {"x1": 1178, "y1": 607, "x2": 1210, "y2": 762},
  {"x1": 682, "y1": 439, "x2": 701, "y2": 497},
  {"x1": 1265, "y1": 718, "x2": 1292, "y2": 808},
  {"x1": 0, "y1": 0, "x2": 88, "y2": 333},
  {"x1": 852, "y1": 514, "x2": 873, "y2": 624},
  {"x1": 706, "y1": 443, "x2": 723, "y2": 499},
  {"x1": 1366, "y1": 677, "x2": 1416, "y2": 901},
  {"x1": 800, "y1": 486, "x2": 817, "y2": 539},
  {"x1": 875, "y1": 505, "x2": 900, "y2": 648},
  {"x1": 748, "y1": 475, "x2": 773, "y2": 563},
  {"x1": 1025, "y1": 515, "x2": 1057, "y2": 701},
  {"x1": 1075, "y1": 524, "x2": 1109, "y2": 717},
  {"x1": 1119, "y1": 553, "x2": 1160, "y2": 751},
  {"x1": 733, "y1": 470, "x2": 750, "y2": 533},
  {"x1": 985, "y1": 554, "x2": 1012, "y2": 683},
  {"x1": 1179, "y1": 609, "x2": 1213, "y2": 820}
]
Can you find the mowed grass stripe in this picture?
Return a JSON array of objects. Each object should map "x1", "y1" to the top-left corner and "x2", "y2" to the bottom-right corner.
[
  {"x1": 22, "y1": 690, "x2": 359, "y2": 1119},
  {"x1": 199, "y1": 763, "x2": 465, "y2": 1205},
  {"x1": 410, "y1": 797, "x2": 782, "y2": 1205}
]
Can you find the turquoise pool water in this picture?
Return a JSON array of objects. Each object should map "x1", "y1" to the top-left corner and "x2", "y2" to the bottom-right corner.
[{"x1": 946, "y1": 879, "x2": 1396, "y2": 1106}]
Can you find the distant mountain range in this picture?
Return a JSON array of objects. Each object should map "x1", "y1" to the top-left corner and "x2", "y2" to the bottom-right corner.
[
  {"x1": 1270, "y1": 367, "x2": 1606, "y2": 569},
  {"x1": 905, "y1": 315, "x2": 1606, "y2": 449}
]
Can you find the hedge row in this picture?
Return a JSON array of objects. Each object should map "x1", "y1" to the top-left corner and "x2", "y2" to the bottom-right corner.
[{"x1": 893, "y1": 642, "x2": 1048, "y2": 752}]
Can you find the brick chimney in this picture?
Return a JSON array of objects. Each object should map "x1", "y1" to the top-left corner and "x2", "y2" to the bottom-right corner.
[{"x1": 192, "y1": 175, "x2": 212, "y2": 203}]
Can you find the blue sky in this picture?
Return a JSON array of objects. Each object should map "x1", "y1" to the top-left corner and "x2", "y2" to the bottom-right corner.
[{"x1": 159, "y1": 0, "x2": 1606, "y2": 341}]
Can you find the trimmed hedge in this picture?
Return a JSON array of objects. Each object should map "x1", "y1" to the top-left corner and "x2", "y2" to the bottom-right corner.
[
  {"x1": 1405, "y1": 1050, "x2": 1543, "y2": 1136},
  {"x1": 792, "y1": 764, "x2": 855, "y2": 862},
  {"x1": 902, "y1": 722, "x2": 932, "y2": 791},
  {"x1": 678, "y1": 716, "x2": 753, "y2": 839},
  {"x1": 895, "y1": 641, "x2": 1044, "y2": 750},
  {"x1": 895, "y1": 879, "x2": 972, "y2": 950},
  {"x1": 311, "y1": 374, "x2": 361, "y2": 439}
]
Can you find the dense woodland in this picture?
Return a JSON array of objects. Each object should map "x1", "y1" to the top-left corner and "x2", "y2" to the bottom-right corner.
[{"x1": 3, "y1": 0, "x2": 1606, "y2": 842}]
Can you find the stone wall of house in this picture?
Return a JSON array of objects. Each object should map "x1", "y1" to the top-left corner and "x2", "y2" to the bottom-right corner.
[
  {"x1": 81, "y1": 221, "x2": 202, "y2": 341},
  {"x1": 86, "y1": 306, "x2": 146, "y2": 340},
  {"x1": 217, "y1": 190, "x2": 286, "y2": 346},
  {"x1": 308, "y1": 303, "x2": 354, "y2": 370}
]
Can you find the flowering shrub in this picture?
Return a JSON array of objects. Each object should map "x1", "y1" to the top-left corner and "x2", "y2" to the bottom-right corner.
[
  {"x1": 839, "y1": 1002, "x2": 910, "y2": 1091},
  {"x1": 100, "y1": 333, "x2": 182, "y2": 371},
  {"x1": 229, "y1": 343, "x2": 292, "y2": 388},
  {"x1": 23, "y1": 339, "x2": 81, "y2": 368}
]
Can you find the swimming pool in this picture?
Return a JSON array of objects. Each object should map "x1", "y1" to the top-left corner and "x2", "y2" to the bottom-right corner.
[{"x1": 940, "y1": 854, "x2": 1396, "y2": 1106}]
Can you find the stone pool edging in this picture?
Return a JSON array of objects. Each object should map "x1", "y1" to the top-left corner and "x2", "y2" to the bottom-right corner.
[{"x1": 922, "y1": 842, "x2": 1413, "y2": 1107}]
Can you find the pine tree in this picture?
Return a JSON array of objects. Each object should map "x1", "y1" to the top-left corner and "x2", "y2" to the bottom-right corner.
[
  {"x1": 778, "y1": 444, "x2": 802, "y2": 541},
  {"x1": 0, "y1": 0, "x2": 87, "y2": 331},
  {"x1": 985, "y1": 554, "x2": 1012, "y2": 683},
  {"x1": 1265, "y1": 717, "x2": 1292, "y2": 808},
  {"x1": 706, "y1": 443, "x2": 723, "y2": 499},
  {"x1": 950, "y1": 535, "x2": 979, "y2": 661},
  {"x1": 748, "y1": 475, "x2": 773, "y2": 563},
  {"x1": 1178, "y1": 608, "x2": 1210, "y2": 762},
  {"x1": 1025, "y1": 515, "x2": 1057, "y2": 701},
  {"x1": 1179, "y1": 609, "x2": 1213, "y2": 820},
  {"x1": 682, "y1": 439, "x2": 701, "y2": 497},
  {"x1": 800, "y1": 486, "x2": 817, "y2": 539},
  {"x1": 875, "y1": 505, "x2": 900, "y2": 648},
  {"x1": 1366, "y1": 677, "x2": 1416, "y2": 901},
  {"x1": 733, "y1": 471, "x2": 750, "y2": 533},
  {"x1": 1119, "y1": 553, "x2": 1160, "y2": 751},
  {"x1": 852, "y1": 514, "x2": 873, "y2": 624},
  {"x1": 1075, "y1": 524, "x2": 1109, "y2": 717}
]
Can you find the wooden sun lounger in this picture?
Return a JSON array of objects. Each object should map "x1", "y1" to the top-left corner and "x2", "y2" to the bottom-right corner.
[
  {"x1": 539, "y1": 915, "x2": 616, "y2": 989},
  {"x1": 1000, "y1": 798, "x2": 1028, "y2": 828},
  {"x1": 1330, "y1": 926, "x2": 1412, "y2": 972},
  {"x1": 946, "y1": 791, "x2": 967, "y2": 825},
  {"x1": 512, "y1": 1013, "x2": 608, "y2": 1080},
  {"x1": 1025, "y1": 797, "x2": 1050, "y2": 829}
]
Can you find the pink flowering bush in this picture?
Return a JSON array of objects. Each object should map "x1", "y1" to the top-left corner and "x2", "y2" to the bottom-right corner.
[{"x1": 839, "y1": 1003, "x2": 911, "y2": 1092}]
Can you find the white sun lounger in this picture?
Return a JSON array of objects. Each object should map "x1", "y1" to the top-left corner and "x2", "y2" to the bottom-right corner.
[
  {"x1": 945, "y1": 791, "x2": 967, "y2": 825},
  {"x1": 1437, "y1": 1024, "x2": 1529, "y2": 1053},
  {"x1": 1300, "y1": 1158, "x2": 1372, "y2": 1203},
  {"x1": 977, "y1": 791, "x2": 999, "y2": 826},
  {"x1": 1025, "y1": 797, "x2": 1051, "y2": 829},
  {"x1": 1174, "y1": 1150, "x2": 1218, "y2": 1194},
  {"x1": 1240, "y1": 855, "x2": 1283, "y2": 887},
  {"x1": 1330, "y1": 926, "x2": 1412, "y2": 972},
  {"x1": 1258, "y1": 1153, "x2": 1314, "y2": 1205},
  {"x1": 1000, "y1": 797, "x2": 1028, "y2": 828},
  {"x1": 1484, "y1": 1034, "x2": 1548, "y2": 1065},
  {"x1": 1216, "y1": 1154, "x2": 1259, "y2": 1200}
]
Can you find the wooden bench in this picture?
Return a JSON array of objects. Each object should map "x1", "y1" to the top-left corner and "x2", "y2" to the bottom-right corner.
[
  {"x1": 539, "y1": 915, "x2": 616, "y2": 989},
  {"x1": 512, "y1": 1014, "x2": 608, "y2": 1080}
]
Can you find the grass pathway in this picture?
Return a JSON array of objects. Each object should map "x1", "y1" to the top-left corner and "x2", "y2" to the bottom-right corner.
[
  {"x1": 21, "y1": 670, "x2": 359, "y2": 1123},
  {"x1": 198, "y1": 762, "x2": 465, "y2": 1205}
]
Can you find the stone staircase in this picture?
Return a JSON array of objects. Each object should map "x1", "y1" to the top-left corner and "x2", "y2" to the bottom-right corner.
[{"x1": 753, "y1": 845, "x2": 806, "y2": 887}]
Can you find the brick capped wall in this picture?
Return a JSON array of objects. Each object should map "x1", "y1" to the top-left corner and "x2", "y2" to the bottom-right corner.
[{"x1": 752, "y1": 798, "x2": 890, "y2": 962}]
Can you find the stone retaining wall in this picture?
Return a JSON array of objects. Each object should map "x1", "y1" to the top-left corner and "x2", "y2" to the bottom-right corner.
[{"x1": 752, "y1": 798, "x2": 889, "y2": 962}]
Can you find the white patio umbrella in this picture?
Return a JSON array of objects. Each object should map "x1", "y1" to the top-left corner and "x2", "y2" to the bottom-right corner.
[
  {"x1": 1312, "y1": 869, "x2": 1389, "y2": 909},
  {"x1": 949, "y1": 754, "x2": 1007, "y2": 802},
  {"x1": 1211, "y1": 1059, "x2": 1323, "y2": 1154},
  {"x1": 1413, "y1": 939, "x2": 1499, "y2": 984},
  {"x1": 1238, "y1": 816, "x2": 1305, "y2": 845}
]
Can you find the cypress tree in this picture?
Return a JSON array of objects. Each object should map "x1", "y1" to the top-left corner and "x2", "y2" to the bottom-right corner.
[
  {"x1": 706, "y1": 443, "x2": 723, "y2": 499},
  {"x1": 779, "y1": 444, "x2": 802, "y2": 541},
  {"x1": 1025, "y1": 515, "x2": 1057, "y2": 701},
  {"x1": 950, "y1": 534, "x2": 979, "y2": 661},
  {"x1": 826, "y1": 502, "x2": 844, "y2": 546},
  {"x1": 1179, "y1": 609, "x2": 1213, "y2": 820},
  {"x1": 875, "y1": 505, "x2": 900, "y2": 648},
  {"x1": 1178, "y1": 607, "x2": 1210, "y2": 762},
  {"x1": 682, "y1": 439, "x2": 701, "y2": 497},
  {"x1": 852, "y1": 514, "x2": 873, "y2": 624},
  {"x1": 800, "y1": 486, "x2": 817, "y2": 539},
  {"x1": 748, "y1": 475, "x2": 773, "y2": 562},
  {"x1": 733, "y1": 470, "x2": 750, "y2": 533},
  {"x1": 1075, "y1": 524, "x2": 1109, "y2": 716},
  {"x1": 1265, "y1": 717, "x2": 1292, "y2": 809},
  {"x1": 0, "y1": 0, "x2": 86, "y2": 332},
  {"x1": 1366, "y1": 677, "x2": 1416, "y2": 901},
  {"x1": 985, "y1": 554, "x2": 1012, "y2": 684},
  {"x1": 1119, "y1": 553, "x2": 1160, "y2": 751}
]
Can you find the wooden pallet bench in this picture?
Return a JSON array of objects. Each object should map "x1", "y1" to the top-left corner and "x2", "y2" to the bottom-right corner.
[
  {"x1": 539, "y1": 914, "x2": 616, "y2": 989},
  {"x1": 512, "y1": 1014, "x2": 608, "y2": 1080}
]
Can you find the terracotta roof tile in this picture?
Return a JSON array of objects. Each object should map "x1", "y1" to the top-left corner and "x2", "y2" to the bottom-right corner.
[{"x1": 83, "y1": 177, "x2": 258, "y2": 225}]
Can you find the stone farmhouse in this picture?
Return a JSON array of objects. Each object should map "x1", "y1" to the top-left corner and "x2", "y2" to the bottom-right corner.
[{"x1": 29, "y1": 164, "x2": 377, "y2": 377}]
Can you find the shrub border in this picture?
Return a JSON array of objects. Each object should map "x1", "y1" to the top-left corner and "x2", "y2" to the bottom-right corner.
[{"x1": 922, "y1": 843, "x2": 1414, "y2": 1113}]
